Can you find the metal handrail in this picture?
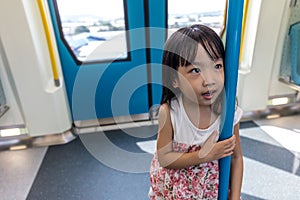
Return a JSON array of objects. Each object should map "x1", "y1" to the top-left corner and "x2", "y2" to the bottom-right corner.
[
  {"x1": 239, "y1": 0, "x2": 250, "y2": 63},
  {"x1": 37, "y1": 0, "x2": 60, "y2": 87},
  {"x1": 220, "y1": 0, "x2": 228, "y2": 38}
]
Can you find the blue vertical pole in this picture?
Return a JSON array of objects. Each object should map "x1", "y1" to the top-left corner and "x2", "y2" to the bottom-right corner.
[{"x1": 218, "y1": 0, "x2": 244, "y2": 199}]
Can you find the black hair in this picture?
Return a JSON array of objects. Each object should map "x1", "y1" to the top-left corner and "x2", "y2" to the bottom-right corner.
[{"x1": 161, "y1": 24, "x2": 225, "y2": 114}]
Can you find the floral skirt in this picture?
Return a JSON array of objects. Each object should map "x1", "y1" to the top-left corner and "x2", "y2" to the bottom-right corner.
[{"x1": 149, "y1": 142, "x2": 219, "y2": 200}]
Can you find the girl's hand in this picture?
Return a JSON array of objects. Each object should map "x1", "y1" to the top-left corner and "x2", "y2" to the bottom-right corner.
[{"x1": 199, "y1": 131, "x2": 236, "y2": 162}]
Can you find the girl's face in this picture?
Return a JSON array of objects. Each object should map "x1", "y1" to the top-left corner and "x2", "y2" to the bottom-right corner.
[{"x1": 174, "y1": 44, "x2": 224, "y2": 107}]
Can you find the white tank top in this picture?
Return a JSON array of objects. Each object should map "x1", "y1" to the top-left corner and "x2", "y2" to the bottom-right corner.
[{"x1": 170, "y1": 95, "x2": 243, "y2": 146}]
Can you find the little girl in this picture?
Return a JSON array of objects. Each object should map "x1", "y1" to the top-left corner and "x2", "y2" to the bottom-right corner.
[{"x1": 149, "y1": 24, "x2": 243, "y2": 199}]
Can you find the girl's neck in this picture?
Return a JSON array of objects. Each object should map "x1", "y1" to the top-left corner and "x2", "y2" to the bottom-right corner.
[{"x1": 181, "y1": 95, "x2": 218, "y2": 129}]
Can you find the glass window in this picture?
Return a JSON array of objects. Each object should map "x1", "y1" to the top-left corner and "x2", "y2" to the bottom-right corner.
[
  {"x1": 55, "y1": 0, "x2": 128, "y2": 63},
  {"x1": 167, "y1": 0, "x2": 227, "y2": 37}
]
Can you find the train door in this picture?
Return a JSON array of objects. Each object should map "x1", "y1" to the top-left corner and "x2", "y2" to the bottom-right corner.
[
  {"x1": 47, "y1": 0, "x2": 166, "y2": 126},
  {"x1": 47, "y1": 0, "x2": 226, "y2": 126}
]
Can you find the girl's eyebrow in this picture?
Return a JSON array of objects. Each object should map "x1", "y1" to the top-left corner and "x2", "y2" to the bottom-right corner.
[
  {"x1": 192, "y1": 58, "x2": 223, "y2": 66},
  {"x1": 191, "y1": 61, "x2": 202, "y2": 66},
  {"x1": 192, "y1": 60, "x2": 213, "y2": 67},
  {"x1": 214, "y1": 58, "x2": 223, "y2": 62}
]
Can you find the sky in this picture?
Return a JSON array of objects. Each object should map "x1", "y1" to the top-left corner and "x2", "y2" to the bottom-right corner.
[
  {"x1": 168, "y1": 0, "x2": 226, "y2": 14},
  {"x1": 56, "y1": 0, "x2": 226, "y2": 18},
  {"x1": 56, "y1": 0, "x2": 125, "y2": 18}
]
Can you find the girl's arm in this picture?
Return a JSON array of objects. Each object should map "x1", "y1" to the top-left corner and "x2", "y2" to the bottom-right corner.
[
  {"x1": 229, "y1": 123, "x2": 244, "y2": 200},
  {"x1": 156, "y1": 103, "x2": 236, "y2": 169}
]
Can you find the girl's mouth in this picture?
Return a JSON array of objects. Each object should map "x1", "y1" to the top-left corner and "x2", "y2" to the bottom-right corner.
[{"x1": 201, "y1": 90, "x2": 216, "y2": 100}]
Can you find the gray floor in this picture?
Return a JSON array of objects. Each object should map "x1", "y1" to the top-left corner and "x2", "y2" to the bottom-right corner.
[
  {"x1": 0, "y1": 114, "x2": 299, "y2": 200},
  {"x1": 240, "y1": 115, "x2": 300, "y2": 199},
  {"x1": 0, "y1": 146, "x2": 47, "y2": 200}
]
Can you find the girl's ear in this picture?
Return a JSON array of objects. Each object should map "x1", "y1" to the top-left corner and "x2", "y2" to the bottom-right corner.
[{"x1": 172, "y1": 79, "x2": 179, "y2": 88}]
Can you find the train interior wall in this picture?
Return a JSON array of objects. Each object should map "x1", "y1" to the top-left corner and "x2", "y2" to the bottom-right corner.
[{"x1": 0, "y1": 0, "x2": 300, "y2": 199}]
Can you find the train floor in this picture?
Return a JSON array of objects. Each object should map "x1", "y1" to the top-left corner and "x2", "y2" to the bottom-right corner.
[{"x1": 0, "y1": 114, "x2": 300, "y2": 200}]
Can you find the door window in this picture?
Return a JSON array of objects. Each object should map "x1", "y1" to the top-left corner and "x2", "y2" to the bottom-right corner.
[
  {"x1": 167, "y1": 0, "x2": 227, "y2": 37},
  {"x1": 55, "y1": 0, "x2": 128, "y2": 63}
]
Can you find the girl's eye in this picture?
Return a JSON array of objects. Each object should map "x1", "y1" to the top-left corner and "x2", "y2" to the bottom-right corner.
[
  {"x1": 190, "y1": 68, "x2": 201, "y2": 73},
  {"x1": 215, "y1": 64, "x2": 223, "y2": 69}
]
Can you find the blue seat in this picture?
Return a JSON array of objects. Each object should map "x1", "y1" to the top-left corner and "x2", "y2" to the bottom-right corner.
[{"x1": 290, "y1": 22, "x2": 300, "y2": 85}]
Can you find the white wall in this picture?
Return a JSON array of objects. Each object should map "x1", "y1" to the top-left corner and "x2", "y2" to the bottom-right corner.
[
  {"x1": 237, "y1": 0, "x2": 295, "y2": 112},
  {"x1": 0, "y1": 38, "x2": 25, "y2": 128},
  {"x1": 0, "y1": 0, "x2": 72, "y2": 136}
]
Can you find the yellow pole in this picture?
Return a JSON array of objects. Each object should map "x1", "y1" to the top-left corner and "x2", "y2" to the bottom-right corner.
[
  {"x1": 220, "y1": 0, "x2": 228, "y2": 39},
  {"x1": 37, "y1": 0, "x2": 60, "y2": 87},
  {"x1": 239, "y1": 0, "x2": 249, "y2": 63}
]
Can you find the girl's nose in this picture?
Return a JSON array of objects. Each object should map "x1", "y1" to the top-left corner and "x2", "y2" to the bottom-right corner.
[
  {"x1": 202, "y1": 76, "x2": 215, "y2": 87},
  {"x1": 202, "y1": 80, "x2": 215, "y2": 87}
]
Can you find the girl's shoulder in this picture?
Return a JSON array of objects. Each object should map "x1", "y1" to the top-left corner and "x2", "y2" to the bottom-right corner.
[
  {"x1": 159, "y1": 97, "x2": 180, "y2": 112},
  {"x1": 160, "y1": 102, "x2": 170, "y2": 110},
  {"x1": 158, "y1": 98, "x2": 181, "y2": 131},
  {"x1": 157, "y1": 103, "x2": 171, "y2": 125}
]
